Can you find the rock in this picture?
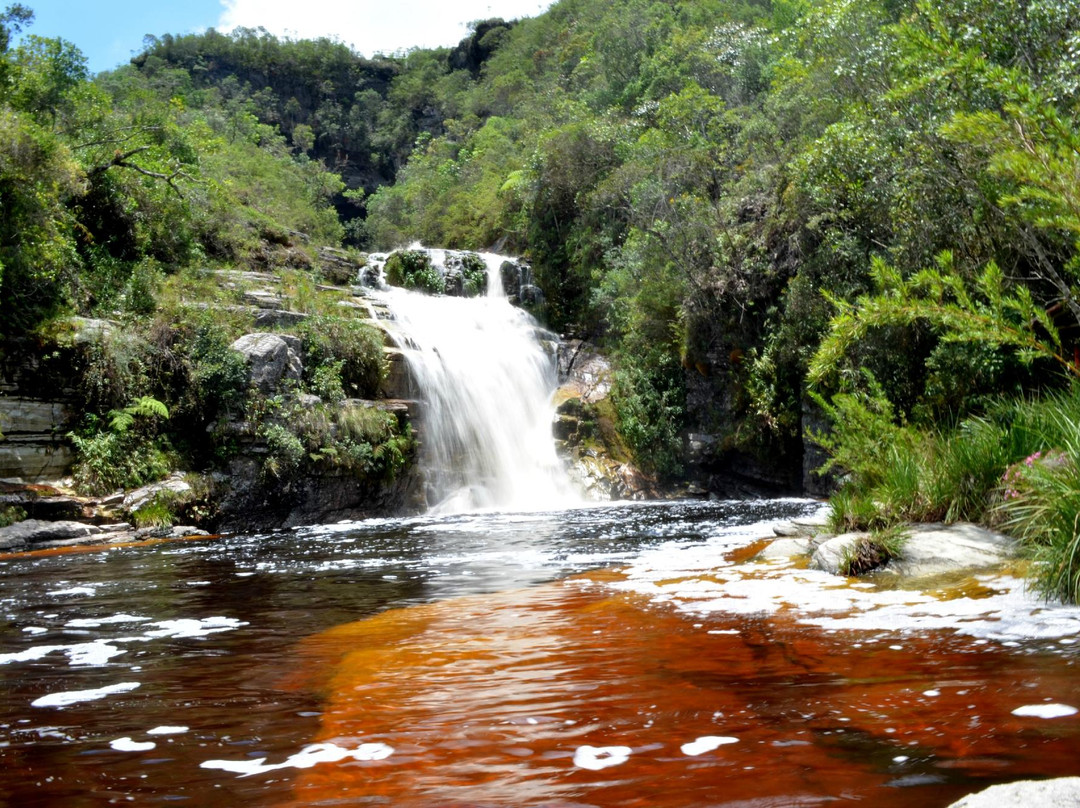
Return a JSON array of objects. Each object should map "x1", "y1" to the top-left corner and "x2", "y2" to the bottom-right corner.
[
  {"x1": 809, "y1": 532, "x2": 867, "y2": 573},
  {"x1": 0, "y1": 397, "x2": 74, "y2": 482},
  {"x1": 230, "y1": 333, "x2": 303, "y2": 394},
  {"x1": 557, "y1": 340, "x2": 612, "y2": 404},
  {"x1": 809, "y1": 523, "x2": 1018, "y2": 578},
  {"x1": 67, "y1": 317, "x2": 118, "y2": 344},
  {"x1": 758, "y1": 537, "x2": 815, "y2": 560},
  {"x1": 122, "y1": 474, "x2": 193, "y2": 514},
  {"x1": 254, "y1": 309, "x2": 309, "y2": 328},
  {"x1": 133, "y1": 525, "x2": 209, "y2": 540},
  {"x1": 318, "y1": 246, "x2": 365, "y2": 286},
  {"x1": 772, "y1": 521, "x2": 801, "y2": 537},
  {"x1": 947, "y1": 777, "x2": 1080, "y2": 807},
  {"x1": 0, "y1": 519, "x2": 102, "y2": 550},
  {"x1": 790, "y1": 514, "x2": 831, "y2": 537},
  {"x1": 888, "y1": 523, "x2": 1017, "y2": 578}
]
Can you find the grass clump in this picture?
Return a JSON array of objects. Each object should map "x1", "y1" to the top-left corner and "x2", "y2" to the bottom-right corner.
[{"x1": 817, "y1": 381, "x2": 1080, "y2": 601}]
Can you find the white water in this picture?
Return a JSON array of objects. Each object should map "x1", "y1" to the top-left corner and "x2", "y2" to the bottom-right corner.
[{"x1": 373, "y1": 249, "x2": 579, "y2": 513}]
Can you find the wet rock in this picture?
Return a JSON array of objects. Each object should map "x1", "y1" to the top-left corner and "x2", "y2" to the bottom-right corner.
[
  {"x1": 0, "y1": 519, "x2": 102, "y2": 550},
  {"x1": 947, "y1": 777, "x2": 1080, "y2": 807},
  {"x1": 887, "y1": 523, "x2": 1017, "y2": 578},
  {"x1": 809, "y1": 523, "x2": 1018, "y2": 578},
  {"x1": 758, "y1": 537, "x2": 816, "y2": 560},
  {"x1": 557, "y1": 340, "x2": 612, "y2": 404},
  {"x1": 133, "y1": 525, "x2": 209, "y2": 540},
  {"x1": 122, "y1": 474, "x2": 193, "y2": 514},
  {"x1": 809, "y1": 532, "x2": 867, "y2": 574},
  {"x1": 230, "y1": 333, "x2": 303, "y2": 393}
]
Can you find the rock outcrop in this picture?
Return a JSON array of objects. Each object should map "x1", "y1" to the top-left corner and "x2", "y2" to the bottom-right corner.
[
  {"x1": 809, "y1": 523, "x2": 1017, "y2": 578},
  {"x1": 947, "y1": 778, "x2": 1080, "y2": 807},
  {"x1": 230, "y1": 333, "x2": 303, "y2": 393}
]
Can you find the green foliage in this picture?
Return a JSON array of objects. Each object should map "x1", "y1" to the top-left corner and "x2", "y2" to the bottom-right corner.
[
  {"x1": 294, "y1": 314, "x2": 386, "y2": 398},
  {"x1": 130, "y1": 490, "x2": 179, "y2": 529},
  {"x1": 383, "y1": 249, "x2": 445, "y2": 294},
  {"x1": 108, "y1": 395, "x2": 169, "y2": 433},
  {"x1": 69, "y1": 424, "x2": 174, "y2": 496},
  {"x1": 612, "y1": 348, "x2": 686, "y2": 479},
  {"x1": 809, "y1": 252, "x2": 1074, "y2": 401},
  {"x1": 839, "y1": 526, "x2": 907, "y2": 576},
  {"x1": 310, "y1": 359, "x2": 346, "y2": 403},
  {"x1": 0, "y1": 504, "x2": 25, "y2": 528},
  {"x1": 254, "y1": 396, "x2": 414, "y2": 483}
]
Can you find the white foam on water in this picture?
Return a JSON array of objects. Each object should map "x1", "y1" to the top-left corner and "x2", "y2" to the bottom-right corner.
[
  {"x1": 66, "y1": 614, "x2": 149, "y2": 628},
  {"x1": 0, "y1": 645, "x2": 64, "y2": 665},
  {"x1": 47, "y1": 586, "x2": 96, "y2": 596},
  {"x1": 3, "y1": 616, "x2": 247, "y2": 672},
  {"x1": 606, "y1": 515, "x2": 1080, "y2": 643},
  {"x1": 65, "y1": 642, "x2": 124, "y2": 666},
  {"x1": 572, "y1": 745, "x2": 632, "y2": 771},
  {"x1": 1011, "y1": 703, "x2": 1078, "y2": 719},
  {"x1": 110, "y1": 737, "x2": 156, "y2": 752},
  {"x1": 147, "y1": 725, "x2": 189, "y2": 735},
  {"x1": 680, "y1": 736, "x2": 739, "y2": 756},
  {"x1": 32, "y1": 681, "x2": 140, "y2": 708},
  {"x1": 201, "y1": 741, "x2": 395, "y2": 777},
  {"x1": 22, "y1": 627, "x2": 47, "y2": 635}
]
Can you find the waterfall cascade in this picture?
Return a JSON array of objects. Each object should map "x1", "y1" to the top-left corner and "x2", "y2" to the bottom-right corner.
[{"x1": 368, "y1": 249, "x2": 579, "y2": 513}]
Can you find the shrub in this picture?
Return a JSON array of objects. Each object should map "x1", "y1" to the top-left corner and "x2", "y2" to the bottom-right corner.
[
  {"x1": 69, "y1": 427, "x2": 174, "y2": 495},
  {"x1": 295, "y1": 315, "x2": 386, "y2": 399},
  {"x1": 384, "y1": 249, "x2": 445, "y2": 295}
]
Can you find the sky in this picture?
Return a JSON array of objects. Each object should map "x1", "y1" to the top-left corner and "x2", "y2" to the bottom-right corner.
[{"x1": 14, "y1": 0, "x2": 555, "y2": 74}]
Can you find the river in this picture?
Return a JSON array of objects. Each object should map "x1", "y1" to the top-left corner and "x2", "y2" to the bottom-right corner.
[{"x1": 3, "y1": 498, "x2": 1080, "y2": 806}]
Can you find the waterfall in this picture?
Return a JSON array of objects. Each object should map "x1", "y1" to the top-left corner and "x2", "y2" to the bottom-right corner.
[{"x1": 370, "y1": 249, "x2": 579, "y2": 513}]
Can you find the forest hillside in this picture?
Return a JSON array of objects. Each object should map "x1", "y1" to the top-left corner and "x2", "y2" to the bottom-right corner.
[{"x1": 5, "y1": 1, "x2": 1080, "y2": 597}]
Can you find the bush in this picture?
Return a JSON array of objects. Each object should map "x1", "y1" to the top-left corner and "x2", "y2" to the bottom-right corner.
[
  {"x1": 383, "y1": 249, "x2": 445, "y2": 295},
  {"x1": 612, "y1": 349, "x2": 686, "y2": 479},
  {"x1": 294, "y1": 315, "x2": 386, "y2": 399},
  {"x1": 69, "y1": 427, "x2": 173, "y2": 495}
]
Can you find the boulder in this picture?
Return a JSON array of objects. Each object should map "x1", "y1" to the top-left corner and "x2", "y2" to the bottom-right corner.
[
  {"x1": 809, "y1": 532, "x2": 867, "y2": 574},
  {"x1": 230, "y1": 333, "x2": 303, "y2": 393},
  {"x1": 888, "y1": 523, "x2": 1017, "y2": 578},
  {"x1": 809, "y1": 523, "x2": 1018, "y2": 578},
  {"x1": 557, "y1": 340, "x2": 613, "y2": 404},
  {"x1": 758, "y1": 537, "x2": 816, "y2": 560},
  {"x1": 947, "y1": 777, "x2": 1080, "y2": 807},
  {"x1": 0, "y1": 519, "x2": 102, "y2": 550},
  {"x1": 122, "y1": 474, "x2": 193, "y2": 514}
]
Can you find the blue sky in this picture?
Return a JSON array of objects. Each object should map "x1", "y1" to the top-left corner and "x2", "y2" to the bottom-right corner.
[{"x1": 15, "y1": 1, "x2": 554, "y2": 74}]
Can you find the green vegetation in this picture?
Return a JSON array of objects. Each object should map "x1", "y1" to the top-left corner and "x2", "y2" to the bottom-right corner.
[{"x1": 8, "y1": 1, "x2": 1080, "y2": 595}]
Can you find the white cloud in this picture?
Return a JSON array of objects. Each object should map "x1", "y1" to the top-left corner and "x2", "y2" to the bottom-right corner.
[{"x1": 218, "y1": 0, "x2": 553, "y2": 57}]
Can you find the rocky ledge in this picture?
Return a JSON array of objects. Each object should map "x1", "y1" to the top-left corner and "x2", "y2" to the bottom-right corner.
[
  {"x1": 759, "y1": 516, "x2": 1019, "y2": 582},
  {"x1": 0, "y1": 518, "x2": 209, "y2": 552},
  {"x1": 947, "y1": 777, "x2": 1080, "y2": 807}
]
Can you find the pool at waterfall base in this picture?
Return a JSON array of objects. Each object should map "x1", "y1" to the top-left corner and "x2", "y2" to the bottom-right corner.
[{"x1": 2, "y1": 500, "x2": 1080, "y2": 806}]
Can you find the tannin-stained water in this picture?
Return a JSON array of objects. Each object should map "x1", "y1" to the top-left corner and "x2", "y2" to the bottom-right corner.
[{"x1": 3, "y1": 499, "x2": 1080, "y2": 807}]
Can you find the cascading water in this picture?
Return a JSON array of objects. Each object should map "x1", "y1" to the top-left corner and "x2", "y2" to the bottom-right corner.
[{"x1": 370, "y1": 248, "x2": 579, "y2": 513}]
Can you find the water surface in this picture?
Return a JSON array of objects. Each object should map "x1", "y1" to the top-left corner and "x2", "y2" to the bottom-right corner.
[{"x1": 2, "y1": 499, "x2": 1080, "y2": 806}]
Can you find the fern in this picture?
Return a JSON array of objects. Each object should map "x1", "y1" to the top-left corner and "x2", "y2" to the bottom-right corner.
[{"x1": 108, "y1": 396, "x2": 170, "y2": 433}]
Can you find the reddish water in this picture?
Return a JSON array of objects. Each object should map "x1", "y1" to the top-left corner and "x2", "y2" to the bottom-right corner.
[
  {"x1": 274, "y1": 576, "x2": 1080, "y2": 807},
  {"x1": 2, "y1": 502, "x2": 1079, "y2": 806}
]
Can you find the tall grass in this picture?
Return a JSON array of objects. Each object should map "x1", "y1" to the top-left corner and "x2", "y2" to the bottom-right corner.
[{"x1": 820, "y1": 383, "x2": 1080, "y2": 602}]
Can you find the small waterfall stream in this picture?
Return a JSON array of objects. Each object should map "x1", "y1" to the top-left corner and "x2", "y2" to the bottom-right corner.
[{"x1": 370, "y1": 249, "x2": 579, "y2": 513}]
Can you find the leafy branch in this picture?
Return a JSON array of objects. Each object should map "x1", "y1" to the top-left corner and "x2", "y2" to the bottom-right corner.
[{"x1": 808, "y1": 251, "x2": 1077, "y2": 389}]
